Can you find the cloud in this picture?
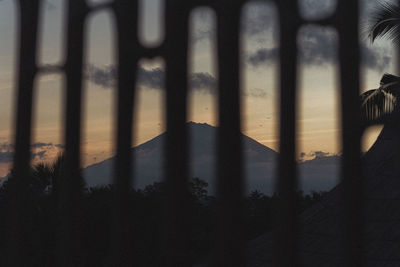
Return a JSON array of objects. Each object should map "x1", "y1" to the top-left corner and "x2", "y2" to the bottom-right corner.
[
  {"x1": 298, "y1": 27, "x2": 337, "y2": 66},
  {"x1": 0, "y1": 143, "x2": 14, "y2": 163},
  {"x1": 300, "y1": 150, "x2": 338, "y2": 160},
  {"x1": 86, "y1": 65, "x2": 217, "y2": 93},
  {"x1": 246, "y1": 27, "x2": 391, "y2": 71},
  {"x1": 191, "y1": 2, "x2": 278, "y2": 42},
  {"x1": 313, "y1": 151, "x2": 330, "y2": 158},
  {"x1": 299, "y1": 0, "x2": 336, "y2": 19},
  {"x1": 0, "y1": 143, "x2": 13, "y2": 152},
  {"x1": 190, "y1": 72, "x2": 216, "y2": 93},
  {"x1": 245, "y1": 88, "x2": 269, "y2": 98},
  {"x1": 242, "y1": 3, "x2": 278, "y2": 38},
  {"x1": 31, "y1": 142, "x2": 58, "y2": 149},
  {"x1": 0, "y1": 152, "x2": 13, "y2": 163},
  {"x1": 87, "y1": 65, "x2": 163, "y2": 89},
  {"x1": 46, "y1": 1, "x2": 57, "y2": 10},
  {"x1": 86, "y1": 65, "x2": 116, "y2": 89},
  {"x1": 0, "y1": 142, "x2": 63, "y2": 163},
  {"x1": 191, "y1": 9, "x2": 216, "y2": 42},
  {"x1": 32, "y1": 151, "x2": 47, "y2": 160},
  {"x1": 88, "y1": 65, "x2": 276, "y2": 98},
  {"x1": 247, "y1": 48, "x2": 278, "y2": 67},
  {"x1": 88, "y1": 65, "x2": 275, "y2": 98},
  {"x1": 362, "y1": 45, "x2": 391, "y2": 71},
  {"x1": 137, "y1": 67, "x2": 164, "y2": 89}
]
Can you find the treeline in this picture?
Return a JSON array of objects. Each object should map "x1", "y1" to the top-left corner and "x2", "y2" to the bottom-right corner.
[{"x1": 0, "y1": 160, "x2": 326, "y2": 266}]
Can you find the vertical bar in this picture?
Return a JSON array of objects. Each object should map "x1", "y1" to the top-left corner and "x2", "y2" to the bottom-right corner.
[
  {"x1": 398, "y1": 0, "x2": 400, "y2": 75},
  {"x1": 8, "y1": 0, "x2": 40, "y2": 266},
  {"x1": 273, "y1": 1, "x2": 299, "y2": 266},
  {"x1": 57, "y1": 0, "x2": 88, "y2": 265},
  {"x1": 336, "y1": 0, "x2": 364, "y2": 266},
  {"x1": 213, "y1": 1, "x2": 245, "y2": 266},
  {"x1": 109, "y1": 0, "x2": 139, "y2": 264},
  {"x1": 164, "y1": 0, "x2": 190, "y2": 266}
]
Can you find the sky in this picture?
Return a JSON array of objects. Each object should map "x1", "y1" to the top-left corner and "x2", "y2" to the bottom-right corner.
[{"x1": 0, "y1": 0, "x2": 397, "y2": 176}]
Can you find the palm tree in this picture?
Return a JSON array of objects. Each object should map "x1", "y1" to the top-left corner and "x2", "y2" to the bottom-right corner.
[
  {"x1": 368, "y1": 2, "x2": 400, "y2": 45},
  {"x1": 31, "y1": 153, "x2": 65, "y2": 196},
  {"x1": 362, "y1": 2, "x2": 400, "y2": 125},
  {"x1": 360, "y1": 74, "x2": 399, "y2": 124},
  {"x1": 360, "y1": 2, "x2": 400, "y2": 174}
]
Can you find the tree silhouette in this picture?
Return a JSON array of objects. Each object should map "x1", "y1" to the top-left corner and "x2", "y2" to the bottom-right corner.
[
  {"x1": 0, "y1": 165, "x2": 325, "y2": 266},
  {"x1": 361, "y1": 2, "x2": 400, "y2": 123},
  {"x1": 360, "y1": 74, "x2": 400, "y2": 123},
  {"x1": 368, "y1": 2, "x2": 400, "y2": 44},
  {"x1": 31, "y1": 153, "x2": 65, "y2": 196}
]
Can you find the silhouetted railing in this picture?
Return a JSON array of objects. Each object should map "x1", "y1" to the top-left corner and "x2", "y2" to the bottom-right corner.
[{"x1": 11, "y1": 0, "x2": 364, "y2": 266}]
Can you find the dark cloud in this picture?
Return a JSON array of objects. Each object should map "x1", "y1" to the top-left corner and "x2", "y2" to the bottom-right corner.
[
  {"x1": 194, "y1": 28, "x2": 215, "y2": 43},
  {"x1": 298, "y1": 27, "x2": 337, "y2": 65},
  {"x1": 0, "y1": 143, "x2": 14, "y2": 163},
  {"x1": 86, "y1": 65, "x2": 163, "y2": 89},
  {"x1": 0, "y1": 142, "x2": 62, "y2": 163},
  {"x1": 137, "y1": 67, "x2": 164, "y2": 89},
  {"x1": 245, "y1": 88, "x2": 269, "y2": 98},
  {"x1": 190, "y1": 72, "x2": 216, "y2": 93},
  {"x1": 32, "y1": 151, "x2": 47, "y2": 160},
  {"x1": 362, "y1": 45, "x2": 391, "y2": 71},
  {"x1": 190, "y1": 0, "x2": 391, "y2": 43},
  {"x1": 31, "y1": 142, "x2": 55, "y2": 149},
  {"x1": 87, "y1": 65, "x2": 116, "y2": 89},
  {"x1": 242, "y1": 3, "x2": 277, "y2": 38},
  {"x1": 247, "y1": 27, "x2": 391, "y2": 71},
  {"x1": 0, "y1": 152, "x2": 13, "y2": 163},
  {"x1": 247, "y1": 48, "x2": 278, "y2": 67},
  {"x1": 192, "y1": 2, "x2": 278, "y2": 42},
  {"x1": 46, "y1": 1, "x2": 57, "y2": 10},
  {"x1": 301, "y1": 151, "x2": 335, "y2": 160},
  {"x1": 313, "y1": 151, "x2": 330, "y2": 158},
  {"x1": 192, "y1": 9, "x2": 216, "y2": 42},
  {"x1": 88, "y1": 65, "x2": 274, "y2": 98},
  {"x1": 299, "y1": 0, "x2": 336, "y2": 19},
  {"x1": 0, "y1": 143, "x2": 13, "y2": 152},
  {"x1": 87, "y1": 65, "x2": 217, "y2": 93}
]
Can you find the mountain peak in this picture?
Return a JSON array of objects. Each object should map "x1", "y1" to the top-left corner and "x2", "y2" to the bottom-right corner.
[
  {"x1": 187, "y1": 121, "x2": 214, "y2": 128},
  {"x1": 84, "y1": 121, "x2": 338, "y2": 195}
]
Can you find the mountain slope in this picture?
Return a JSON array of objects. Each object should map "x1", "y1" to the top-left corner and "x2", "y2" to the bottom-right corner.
[{"x1": 84, "y1": 122, "x2": 339, "y2": 194}]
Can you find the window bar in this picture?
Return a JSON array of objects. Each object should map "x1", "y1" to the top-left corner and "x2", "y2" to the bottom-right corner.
[
  {"x1": 109, "y1": 0, "x2": 139, "y2": 264},
  {"x1": 8, "y1": 0, "x2": 40, "y2": 265},
  {"x1": 213, "y1": 1, "x2": 245, "y2": 266},
  {"x1": 336, "y1": 0, "x2": 364, "y2": 266},
  {"x1": 164, "y1": 0, "x2": 191, "y2": 266},
  {"x1": 273, "y1": 1, "x2": 300, "y2": 266},
  {"x1": 398, "y1": 0, "x2": 400, "y2": 75},
  {"x1": 57, "y1": 0, "x2": 88, "y2": 265}
]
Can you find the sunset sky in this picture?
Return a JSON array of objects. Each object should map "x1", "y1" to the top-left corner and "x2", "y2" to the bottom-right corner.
[{"x1": 0, "y1": 0, "x2": 396, "y2": 176}]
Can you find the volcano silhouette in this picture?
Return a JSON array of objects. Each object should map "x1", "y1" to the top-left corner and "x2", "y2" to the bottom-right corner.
[{"x1": 84, "y1": 122, "x2": 339, "y2": 194}]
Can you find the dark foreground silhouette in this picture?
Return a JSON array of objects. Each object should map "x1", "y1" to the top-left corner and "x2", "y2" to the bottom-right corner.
[{"x1": 0, "y1": 159, "x2": 325, "y2": 266}]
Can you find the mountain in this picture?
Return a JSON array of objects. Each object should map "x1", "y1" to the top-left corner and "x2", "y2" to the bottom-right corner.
[
  {"x1": 84, "y1": 122, "x2": 340, "y2": 194},
  {"x1": 297, "y1": 155, "x2": 340, "y2": 193}
]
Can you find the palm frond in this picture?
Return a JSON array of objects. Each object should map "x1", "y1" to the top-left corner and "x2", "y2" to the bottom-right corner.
[
  {"x1": 361, "y1": 88, "x2": 397, "y2": 122},
  {"x1": 380, "y1": 73, "x2": 400, "y2": 85},
  {"x1": 380, "y1": 73, "x2": 400, "y2": 97},
  {"x1": 368, "y1": 2, "x2": 400, "y2": 44}
]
